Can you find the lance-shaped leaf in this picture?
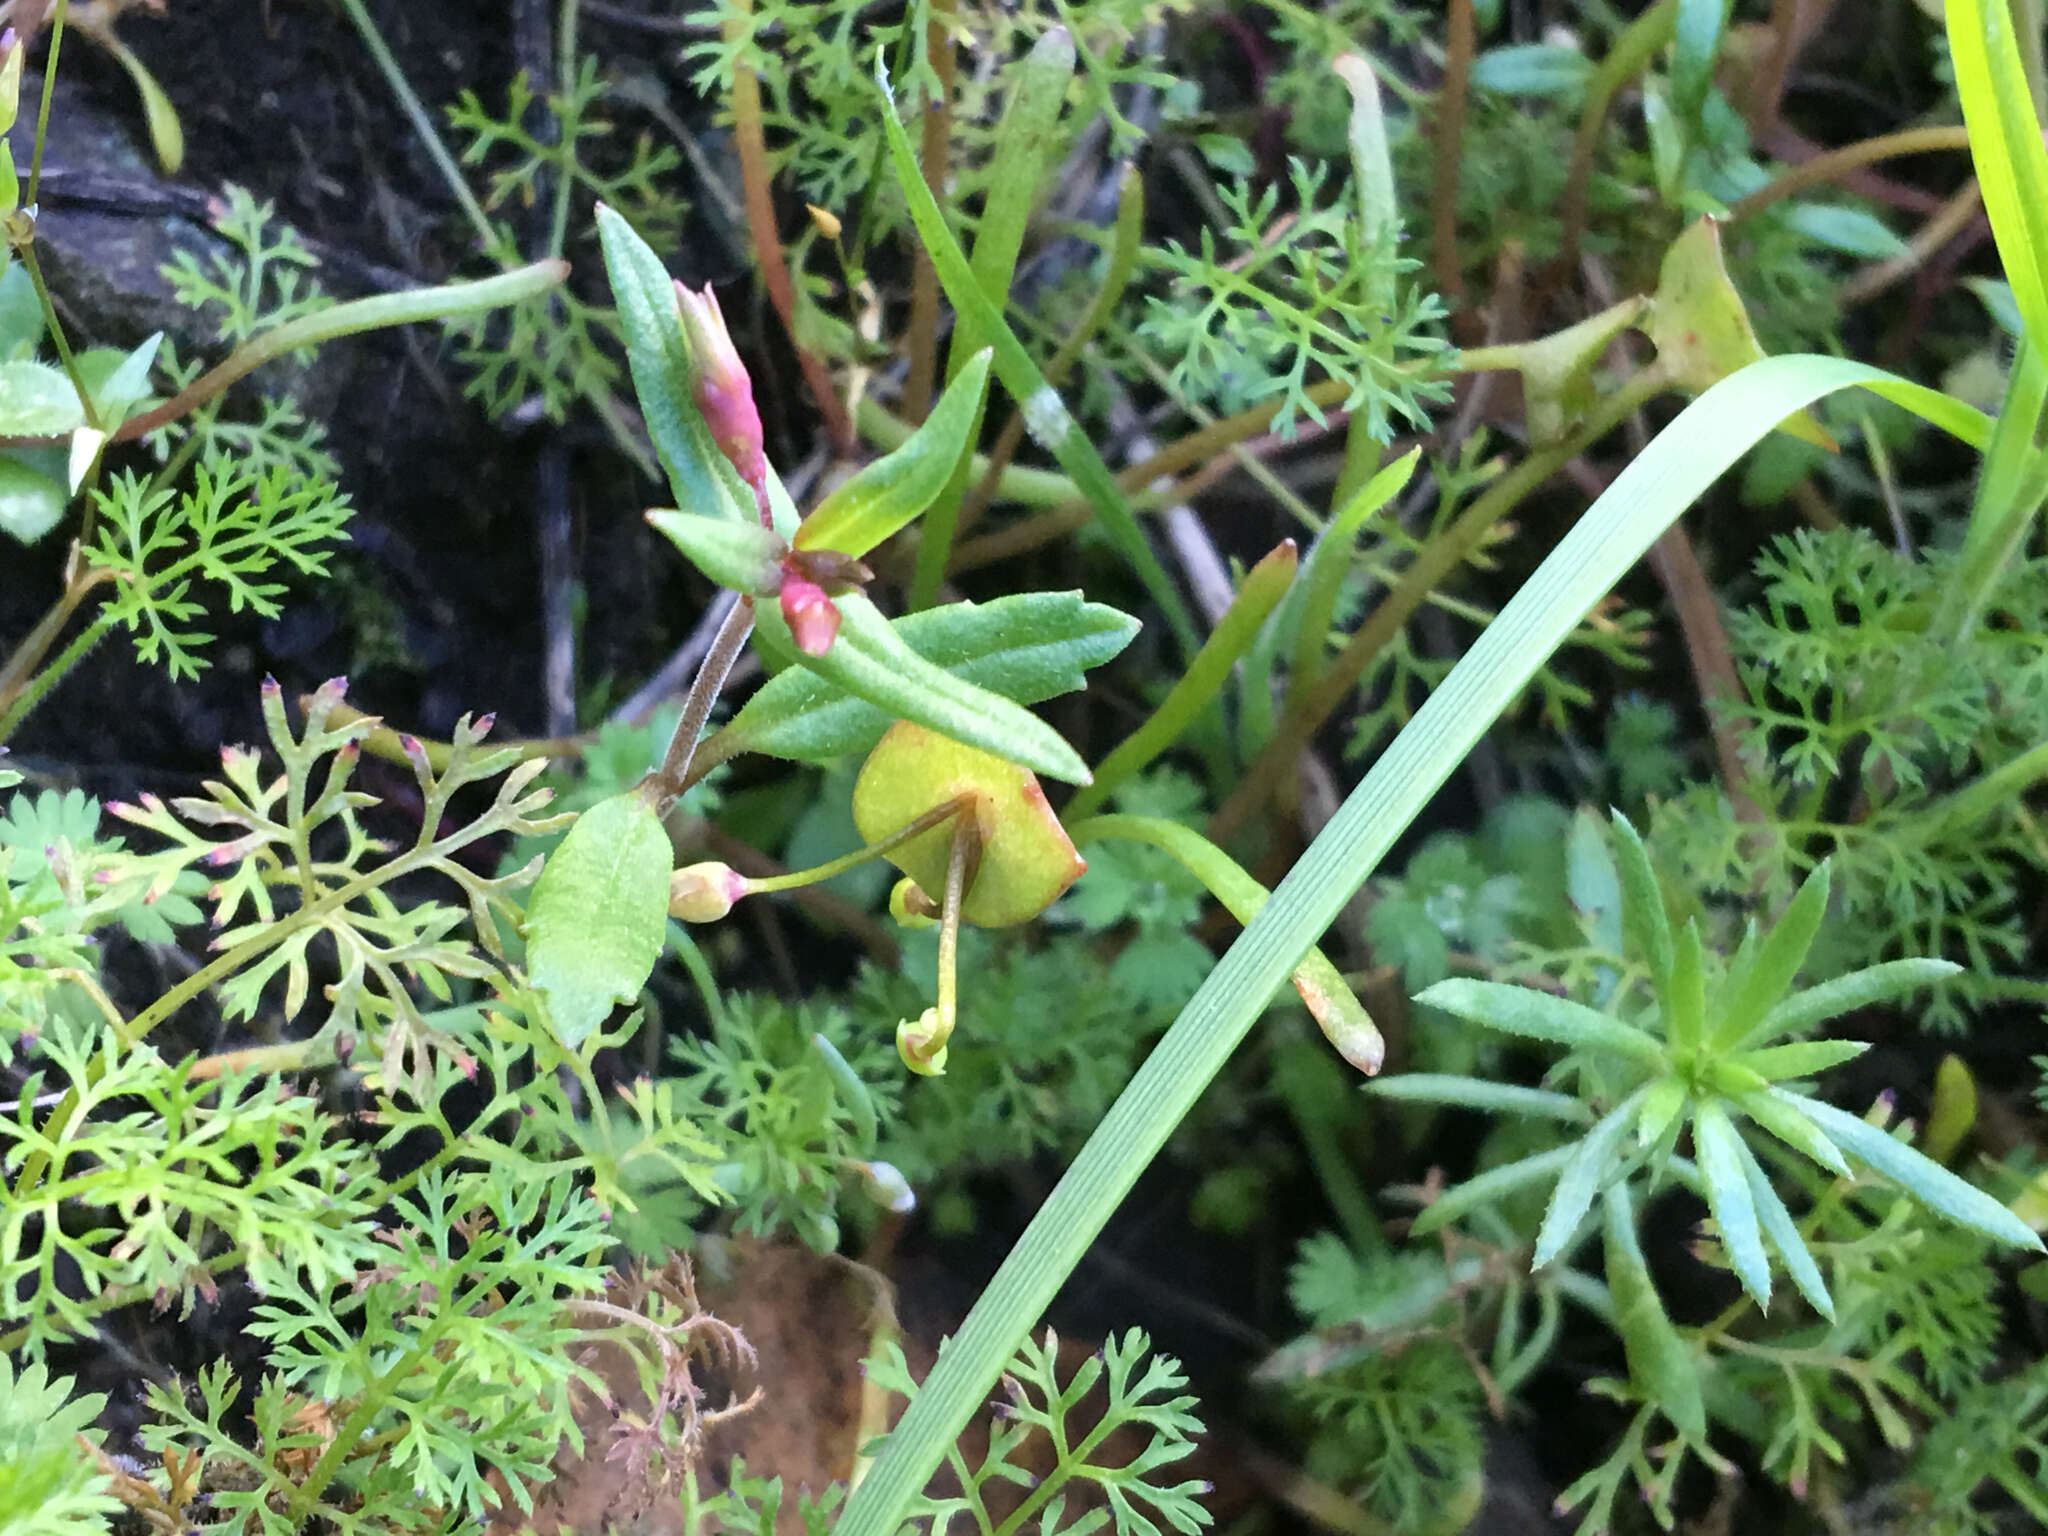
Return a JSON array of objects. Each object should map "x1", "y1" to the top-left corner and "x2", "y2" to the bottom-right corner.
[
  {"x1": 756, "y1": 591, "x2": 1090, "y2": 785},
  {"x1": 1693, "y1": 1100, "x2": 1770, "y2": 1306},
  {"x1": 736, "y1": 592, "x2": 1129, "y2": 773},
  {"x1": 1711, "y1": 860, "x2": 1832, "y2": 1047},
  {"x1": 594, "y1": 203, "x2": 755, "y2": 523},
  {"x1": 1737, "y1": 1133, "x2": 1833, "y2": 1317},
  {"x1": 1535, "y1": 1085, "x2": 1648, "y2": 1266},
  {"x1": 1604, "y1": 1184, "x2": 1705, "y2": 1440},
  {"x1": 1409, "y1": 1144, "x2": 1579, "y2": 1238},
  {"x1": 800, "y1": 349, "x2": 992, "y2": 560},
  {"x1": 1417, "y1": 978, "x2": 1669, "y2": 1070},
  {"x1": 646, "y1": 511, "x2": 784, "y2": 595},
  {"x1": 526, "y1": 791, "x2": 672, "y2": 1049},
  {"x1": 1775, "y1": 1089, "x2": 2044, "y2": 1250},
  {"x1": 1745, "y1": 958, "x2": 1961, "y2": 1047},
  {"x1": 1609, "y1": 810, "x2": 1672, "y2": 992}
]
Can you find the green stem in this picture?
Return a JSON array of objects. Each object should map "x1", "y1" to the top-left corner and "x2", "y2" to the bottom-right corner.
[
  {"x1": 26, "y1": 0, "x2": 67, "y2": 208},
  {"x1": 649, "y1": 598, "x2": 754, "y2": 807},
  {"x1": 106, "y1": 260, "x2": 566, "y2": 443},
  {"x1": 547, "y1": 0, "x2": 583, "y2": 260},
  {"x1": 1557, "y1": 0, "x2": 1677, "y2": 276},
  {"x1": 0, "y1": 609, "x2": 113, "y2": 747},
  {"x1": 335, "y1": 0, "x2": 501, "y2": 254},
  {"x1": 1924, "y1": 736, "x2": 2048, "y2": 838},
  {"x1": 1066, "y1": 539, "x2": 1300, "y2": 820},
  {"x1": 14, "y1": 240, "x2": 99, "y2": 434},
  {"x1": 741, "y1": 794, "x2": 972, "y2": 894}
]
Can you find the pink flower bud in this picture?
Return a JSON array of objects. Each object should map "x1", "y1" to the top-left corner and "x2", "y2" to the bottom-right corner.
[
  {"x1": 669, "y1": 860, "x2": 749, "y2": 922},
  {"x1": 675, "y1": 281, "x2": 770, "y2": 522},
  {"x1": 779, "y1": 573, "x2": 842, "y2": 656}
]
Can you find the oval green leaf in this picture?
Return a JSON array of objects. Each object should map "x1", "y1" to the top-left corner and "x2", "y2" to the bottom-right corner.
[{"x1": 526, "y1": 790, "x2": 673, "y2": 1049}]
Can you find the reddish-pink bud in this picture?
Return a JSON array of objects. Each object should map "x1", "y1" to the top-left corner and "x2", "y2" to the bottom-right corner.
[
  {"x1": 780, "y1": 574, "x2": 841, "y2": 656},
  {"x1": 669, "y1": 861, "x2": 749, "y2": 922},
  {"x1": 675, "y1": 281, "x2": 770, "y2": 521}
]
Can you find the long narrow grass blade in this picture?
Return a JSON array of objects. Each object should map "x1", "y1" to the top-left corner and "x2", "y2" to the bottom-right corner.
[{"x1": 833, "y1": 353, "x2": 1989, "y2": 1536}]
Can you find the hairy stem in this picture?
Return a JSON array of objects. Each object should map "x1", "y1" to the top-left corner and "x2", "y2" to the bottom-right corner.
[{"x1": 649, "y1": 597, "x2": 754, "y2": 806}]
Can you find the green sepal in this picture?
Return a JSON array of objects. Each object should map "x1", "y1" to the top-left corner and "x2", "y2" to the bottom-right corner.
[{"x1": 526, "y1": 790, "x2": 674, "y2": 1050}]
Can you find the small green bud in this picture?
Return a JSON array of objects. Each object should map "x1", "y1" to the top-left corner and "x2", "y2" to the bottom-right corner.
[{"x1": 669, "y1": 861, "x2": 748, "y2": 922}]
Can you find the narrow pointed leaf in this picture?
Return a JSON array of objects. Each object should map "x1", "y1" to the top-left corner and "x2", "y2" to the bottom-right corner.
[
  {"x1": 1608, "y1": 811, "x2": 1672, "y2": 989},
  {"x1": 798, "y1": 350, "x2": 993, "y2": 559},
  {"x1": 1409, "y1": 1144, "x2": 1578, "y2": 1238},
  {"x1": 1746, "y1": 958, "x2": 1961, "y2": 1046},
  {"x1": 1730, "y1": 1038, "x2": 1869, "y2": 1081},
  {"x1": 1735, "y1": 1132, "x2": 1834, "y2": 1318},
  {"x1": 646, "y1": 511, "x2": 783, "y2": 595},
  {"x1": 1777, "y1": 1088, "x2": 2044, "y2": 1250},
  {"x1": 1536, "y1": 1086, "x2": 1649, "y2": 1266},
  {"x1": 727, "y1": 592, "x2": 1136, "y2": 764},
  {"x1": 1728, "y1": 1088, "x2": 1850, "y2": 1176},
  {"x1": 1604, "y1": 1183, "x2": 1706, "y2": 1440},
  {"x1": 1711, "y1": 860, "x2": 1830, "y2": 1047},
  {"x1": 1945, "y1": 0, "x2": 2048, "y2": 351},
  {"x1": 1365, "y1": 1075, "x2": 1592, "y2": 1123},
  {"x1": 1668, "y1": 918, "x2": 1707, "y2": 1050},
  {"x1": 1694, "y1": 1100, "x2": 1770, "y2": 1306},
  {"x1": 1635, "y1": 1076, "x2": 1688, "y2": 1147},
  {"x1": 1418, "y1": 978, "x2": 1667, "y2": 1068}
]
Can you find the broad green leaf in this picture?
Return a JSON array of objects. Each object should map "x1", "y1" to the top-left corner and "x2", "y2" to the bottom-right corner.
[
  {"x1": 1535, "y1": 1086, "x2": 1648, "y2": 1266},
  {"x1": 1604, "y1": 1183, "x2": 1706, "y2": 1440},
  {"x1": 1746, "y1": 957, "x2": 1961, "y2": 1046},
  {"x1": 729, "y1": 591, "x2": 1135, "y2": 764},
  {"x1": 1738, "y1": 1136, "x2": 1833, "y2": 1317},
  {"x1": 1409, "y1": 1144, "x2": 1578, "y2": 1238},
  {"x1": 1729, "y1": 1038, "x2": 1868, "y2": 1081},
  {"x1": 594, "y1": 204, "x2": 753, "y2": 522},
  {"x1": 835, "y1": 354, "x2": 1995, "y2": 1536},
  {"x1": 1946, "y1": 0, "x2": 2048, "y2": 350},
  {"x1": 799, "y1": 350, "x2": 991, "y2": 560},
  {"x1": 1727, "y1": 1087, "x2": 1850, "y2": 1176},
  {"x1": 1778, "y1": 1088, "x2": 2044, "y2": 1250},
  {"x1": 1608, "y1": 811, "x2": 1672, "y2": 990},
  {"x1": 758, "y1": 590, "x2": 1090, "y2": 784},
  {"x1": 1711, "y1": 859, "x2": 1831, "y2": 1047},
  {"x1": 1364, "y1": 1075, "x2": 1592, "y2": 1124},
  {"x1": 645, "y1": 511, "x2": 783, "y2": 595},
  {"x1": 0, "y1": 457, "x2": 67, "y2": 543},
  {"x1": 1693, "y1": 1100, "x2": 1770, "y2": 1305},
  {"x1": 1417, "y1": 978, "x2": 1669, "y2": 1069},
  {"x1": 852, "y1": 721, "x2": 1082, "y2": 928},
  {"x1": 1069, "y1": 539, "x2": 1297, "y2": 819},
  {"x1": 0, "y1": 361, "x2": 84, "y2": 436},
  {"x1": 0, "y1": 263, "x2": 41, "y2": 357},
  {"x1": 1468, "y1": 43, "x2": 1593, "y2": 97},
  {"x1": 526, "y1": 791, "x2": 673, "y2": 1049}
]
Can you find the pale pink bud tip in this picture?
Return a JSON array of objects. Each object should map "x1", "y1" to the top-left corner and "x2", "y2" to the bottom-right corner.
[
  {"x1": 670, "y1": 861, "x2": 747, "y2": 922},
  {"x1": 261, "y1": 675, "x2": 281, "y2": 696},
  {"x1": 674, "y1": 281, "x2": 768, "y2": 507},
  {"x1": 780, "y1": 575, "x2": 841, "y2": 656},
  {"x1": 475, "y1": 713, "x2": 497, "y2": 736}
]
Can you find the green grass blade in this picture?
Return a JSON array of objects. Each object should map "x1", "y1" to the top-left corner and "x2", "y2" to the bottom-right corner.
[
  {"x1": 832, "y1": 352, "x2": 1989, "y2": 1536},
  {"x1": 1947, "y1": 0, "x2": 2048, "y2": 350},
  {"x1": 875, "y1": 60, "x2": 1200, "y2": 657}
]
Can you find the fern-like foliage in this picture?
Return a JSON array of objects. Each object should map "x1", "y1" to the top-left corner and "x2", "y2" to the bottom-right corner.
[
  {"x1": 163, "y1": 184, "x2": 332, "y2": 345},
  {"x1": 0, "y1": 1361, "x2": 119, "y2": 1536},
  {"x1": 86, "y1": 459, "x2": 351, "y2": 681},
  {"x1": 867, "y1": 1329, "x2": 1210, "y2": 1536},
  {"x1": 1136, "y1": 159, "x2": 1449, "y2": 441}
]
